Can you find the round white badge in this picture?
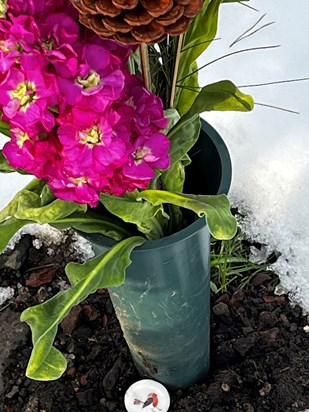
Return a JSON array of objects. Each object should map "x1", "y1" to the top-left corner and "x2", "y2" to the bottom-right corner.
[{"x1": 124, "y1": 379, "x2": 170, "y2": 412}]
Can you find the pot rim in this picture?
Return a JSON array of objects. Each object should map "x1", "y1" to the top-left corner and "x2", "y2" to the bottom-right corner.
[{"x1": 200, "y1": 118, "x2": 232, "y2": 196}]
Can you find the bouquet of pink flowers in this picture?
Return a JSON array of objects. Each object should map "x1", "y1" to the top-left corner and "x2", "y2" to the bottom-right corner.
[
  {"x1": 0, "y1": 0, "x2": 170, "y2": 205},
  {"x1": 0, "y1": 0, "x2": 254, "y2": 381}
]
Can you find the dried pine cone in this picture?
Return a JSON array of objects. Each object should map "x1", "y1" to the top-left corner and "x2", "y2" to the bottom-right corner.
[{"x1": 70, "y1": 0, "x2": 203, "y2": 44}]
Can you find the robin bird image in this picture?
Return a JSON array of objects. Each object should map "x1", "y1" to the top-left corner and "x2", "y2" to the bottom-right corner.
[{"x1": 134, "y1": 392, "x2": 159, "y2": 408}]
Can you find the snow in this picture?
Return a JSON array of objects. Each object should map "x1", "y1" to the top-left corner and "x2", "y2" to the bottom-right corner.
[
  {"x1": 6, "y1": 223, "x2": 94, "y2": 262},
  {"x1": 199, "y1": 0, "x2": 309, "y2": 313},
  {"x1": 0, "y1": 287, "x2": 14, "y2": 306}
]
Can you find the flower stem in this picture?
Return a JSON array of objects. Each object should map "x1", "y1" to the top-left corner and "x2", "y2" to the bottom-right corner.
[
  {"x1": 169, "y1": 34, "x2": 183, "y2": 108},
  {"x1": 140, "y1": 43, "x2": 151, "y2": 91}
]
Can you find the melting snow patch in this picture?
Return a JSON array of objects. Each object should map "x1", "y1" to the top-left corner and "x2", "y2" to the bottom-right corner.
[
  {"x1": 6, "y1": 224, "x2": 95, "y2": 262},
  {"x1": 0, "y1": 287, "x2": 14, "y2": 306}
]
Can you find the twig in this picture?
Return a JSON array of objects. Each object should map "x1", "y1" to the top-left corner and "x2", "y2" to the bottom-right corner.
[
  {"x1": 170, "y1": 34, "x2": 184, "y2": 108},
  {"x1": 140, "y1": 43, "x2": 151, "y2": 91}
]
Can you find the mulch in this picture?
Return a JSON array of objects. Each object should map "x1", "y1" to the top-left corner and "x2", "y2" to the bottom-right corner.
[{"x1": 0, "y1": 233, "x2": 308, "y2": 412}]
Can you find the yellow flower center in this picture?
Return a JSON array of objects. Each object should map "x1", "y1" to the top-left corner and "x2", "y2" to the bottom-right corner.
[
  {"x1": 16, "y1": 130, "x2": 30, "y2": 149},
  {"x1": 42, "y1": 39, "x2": 56, "y2": 51},
  {"x1": 76, "y1": 70, "x2": 101, "y2": 90},
  {"x1": 79, "y1": 125, "x2": 103, "y2": 147},
  {"x1": 10, "y1": 81, "x2": 37, "y2": 110},
  {"x1": 0, "y1": 1, "x2": 7, "y2": 19},
  {"x1": 0, "y1": 40, "x2": 10, "y2": 52},
  {"x1": 71, "y1": 176, "x2": 88, "y2": 186},
  {"x1": 134, "y1": 146, "x2": 151, "y2": 164}
]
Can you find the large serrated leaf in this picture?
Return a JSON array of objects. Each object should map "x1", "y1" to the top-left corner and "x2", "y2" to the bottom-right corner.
[
  {"x1": 137, "y1": 190, "x2": 237, "y2": 240},
  {"x1": 21, "y1": 236, "x2": 145, "y2": 380}
]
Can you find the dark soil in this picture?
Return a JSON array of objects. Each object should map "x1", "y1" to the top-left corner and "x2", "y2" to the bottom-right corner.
[{"x1": 0, "y1": 233, "x2": 309, "y2": 412}]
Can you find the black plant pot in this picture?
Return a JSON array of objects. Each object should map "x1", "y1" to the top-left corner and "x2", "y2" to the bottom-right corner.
[{"x1": 85, "y1": 119, "x2": 232, "y2": 390}]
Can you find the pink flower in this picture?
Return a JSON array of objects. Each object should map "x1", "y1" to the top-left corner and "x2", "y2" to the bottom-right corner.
[
  {"x1": 125, "y1": 82, "x2": 168, "y2": 133},
  {"x1": 7, "y1": 14, "x2": 41, "y2": 49},
  {"x1": 57, "y1": 43, "x2": 125, "y2": 110},
  {"x1": 123, "y1": 133, "x2": 170, "y2": 180},
  {"x1": 7, "y1": 0, "x2": 77, "y2": 18},
  {"x1": 0, "y1": 54, "x2": 58, "y2": 130},
  {"x1": 39, "y1": 14, "x2": 80, "y2": 78},
  {"x1": 3, "y1": 125, "x2": 52, "y2": 177},
  {"x1": 39, "y1": 13, "x2": 79, "y2": 46},
  {"x1": 0, "y1": 48, "x2": 18, "y2": 86},
  {"x1": 0, "y1": 0, "x2": 170, "y2": 207},
  {"x1": 58, "y1": 106, "x2": 129, "y2": 174},
  {"x1": 48, "y1": 170, "x2": 100, "y2": 208}
]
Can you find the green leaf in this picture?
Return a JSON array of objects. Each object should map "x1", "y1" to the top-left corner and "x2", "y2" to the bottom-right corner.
[
  {"x1": 176, "y1": 0, "x2": 222, "y2": 112},
  {"x1": 137, "y1": 190, "x2": 237, "y2": 240},
  {"x1": 163, "y1": 108, "x2": 181, "y2": 134},
  {"x1": 21, "y1": 236, "x2": 145, "y2": 380},
  {"x1": 100, "y1": 191, "x2": 169, "y2": 240},
  {"x1": 15, "y1": 198, "x2": 87, "y2": 224},
  {"x1": 52, "y1": 211, "x2": 131, "y2": 241},
  {"x1": 0, "y1": 190, "x2": 41, "y2": 223},
  {"x1": 161, "y1": 160, "x2": 186, "y2": 193},
  {"x1": 0, "y1": 217, "x2": 32, "y2": 253},
  {"x1": 23, "y1": 178, "x2": 46, "y2": 195},
  {"x1": 186, "y1": 80, "x2": 254, "y2": 114},
  {"x1": 170, "y1": 82, "x2": 253, "y2": 150},
  {"x1": 161, "y1": 161, "x2": 187, "y2": 234},
  {"x1": 175, "y1": 61, "x2": 200, "y2": 116},
  {"x1": 182, "y1": 0, "x2": 220, "y2": 64},
  {"x1": 40, "y1": 185, "x2": 56, "y2": 206},
  {"x1": 167, "y1": 116, "x2": 201, "y2": 165},
  {"x1": 0, "y1": 181, "x2": 88, "y2": 252}
]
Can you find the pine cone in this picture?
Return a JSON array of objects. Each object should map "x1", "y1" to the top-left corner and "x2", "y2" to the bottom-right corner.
[{"x1": 70, "y1": 0, "x2": 203, "y2": 44}]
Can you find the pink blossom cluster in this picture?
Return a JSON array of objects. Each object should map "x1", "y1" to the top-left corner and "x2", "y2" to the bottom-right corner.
[{"x1": 0, "y1": 0, "x2": 170, "y2": 206}]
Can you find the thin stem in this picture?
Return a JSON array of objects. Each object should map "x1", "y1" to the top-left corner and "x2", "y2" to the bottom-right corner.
[
  {"x1": 176, "y1": 85, "x2": 201, "y2": 94},
  {"x1": 177, "y1": 45, "x2": 281, "y2": 83},
  {"x1": 170, "y1": 34, "x2": 183, "y2": 108},
  {"x1": 230, "y1": 21, "x2": 275, "y2": 48},
  {"x1": 238, "y1": 77, "x2": 309, "y2": 88},
  {"x1": 140, "y1": 43, "x2": 151, "y2": 91},
  {"x1": 239, "y1": 1, "x2": 259, "y2": 12},
  {"x1": 181, "y1": 38, "x2": 221, "y2": 53},
  {"x1": 255, "y1": 102, "x2": 300, "y2": 114}
]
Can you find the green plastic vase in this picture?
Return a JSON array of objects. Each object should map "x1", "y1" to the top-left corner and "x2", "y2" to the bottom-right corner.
[{"x1": 87, "y1": 119, "x2": 232, "y2": 389}]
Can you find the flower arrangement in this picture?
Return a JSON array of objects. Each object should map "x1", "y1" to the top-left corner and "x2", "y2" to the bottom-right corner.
[{"x1": 0, "y1": 0, "x2": 254, "y2": 381}]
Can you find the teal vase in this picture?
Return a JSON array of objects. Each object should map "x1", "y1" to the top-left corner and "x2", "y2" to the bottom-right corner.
[{"x1": 87, "y1": 119, "x2": 231, "y2": 389}]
